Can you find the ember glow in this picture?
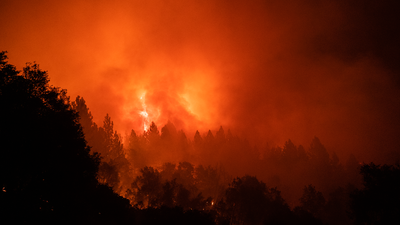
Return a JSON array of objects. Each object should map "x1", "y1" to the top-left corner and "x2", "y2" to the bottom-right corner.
[{"x1": 1, "y1": 0, "x2": 400, "y2": 163}]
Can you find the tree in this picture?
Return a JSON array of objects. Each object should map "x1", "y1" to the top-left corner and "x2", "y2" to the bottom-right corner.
[
  {"x1": 97, "y1": 161, "x2": 120, "y2": 189},
  {"x1": 307, "y1": 137, "x2": 336, "y2": 193},
  {"x1": 324, "y1": 186, "x2": 353, "y2": 225},
  {"x1": 127, "y1": 129, "x2": 147, "y2": 170},
  {"x1": 160, "y1": 121, "x2": 177, "y2": 143},
  {"x1": 144, "y1": 122, "x2": 162, "y2": 165},
  {"x1": 161, "y1": 124, "x2": 172, "y2": 142},
  {"x1": 146, "y1": 121, "x2": 160, "y2": 142},
  {"x1": 297, "y1": 144, "x2": 308, "y2": 161},
  {"x1": 195, "y1": 165, "x2": 219, "y2": 201},
  {"x1": 160, "y1": 179, "x2": 178, "y2": 208},
  {"x1": 308, "y1": 137, "x2": 330, "y2": 165},
  {"x1": 160, "y1": 162, "x2": 176, "y2": 182},
  {"x1": 224, "y1": 175, "x2": 291, "y2": 225},
  {"x1": 100, "y1": 114, "x2": 124, "y2": 161},
  {"x1": 177, "y1": 130, "x2": 190, "y2": 162},
  {"x1": 299, "y1": 185, "x2": 326, "y2": 218},
  {"x1": 350, "y1": 163, "x2": 400, "y2": 225},
  {"x1": 96, "y1": 114, "x2": 132, "y2": 193},
  {"x1": 282, "y1": 139, "x2": 298, "y2": 165},
  {"x1": 72, "y1": 96, "x2": 105, "y2": 161},
  {"x1": 345, "y1": 154, "x2": 362, "y2": 187},
  {"x1": 0, "y1": 51, "x2": 133, "y2": 223},
  {"x1": 71, "y1": 96, "x2": 96, "y2": 135},
  {"x1": 131, "y1": 166, "x2": 163, "y2": 208},
  {"x1": 215, "y1": 126, "x2": 226, "y2": 147},
  {"x1": 193, "y1": 130, "x2": 204, "y2": 158},
  {"x1": 173, "y1": 162, "x2": 197, "y2": 194},
  {"x1": 205, "y1": 130, "x2": 215, "y2": 146}
]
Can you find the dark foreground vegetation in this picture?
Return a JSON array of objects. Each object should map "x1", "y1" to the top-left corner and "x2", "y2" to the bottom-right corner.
[{"x1": 1, "y1": 51, "x2": 400, "y2": 224}]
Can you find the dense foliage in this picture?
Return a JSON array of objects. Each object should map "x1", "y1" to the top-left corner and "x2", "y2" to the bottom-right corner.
[
  {"x1": 0, "y1": 51, "x2": 132, "y2": 224},
  {"x1": 2, "y1": 51, "x2": 399, "y2": 225}
]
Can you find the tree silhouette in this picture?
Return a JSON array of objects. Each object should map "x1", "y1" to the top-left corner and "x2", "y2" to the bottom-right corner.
[
  {"x1": 177, "y1": 129, "x2": 190, "y2": 162},
  {"x1": 97, "y1": 161, "x2": 120, "y2": 189},
  {"x1": 71, "y1": 96, "x2": 100, "y2": 145},
  {"x1": 127, "y1": 129, "x2": 147, "y2": 170},
  {"x1": 350, "y1": 163, "x2": 400, "y2": 225},
  {"x1": 282, "y1": 139, "x2": 301, "y2": 166},
  {"x1": 308, "y1": 137, "x2": 330, "y2": 165},
  {"x1": 173, "y1": 162, "x2": 196, "y2": 194},
  {"x1": 204, "y1": 130, "x2": 215, "y2": 149},
  {"x1": 131, "y1": 166, "x2": 163, "y2": 208},
  {"x1": 195, "y1": 164, "x2": 226, "y2": 203},
  {"x1": 215, "y1": 126, "x2": 226, "y2": 147},
  {"x1": 299, "y1": 184, "x2": 326, "y2": 218},
  {"x1": 0, "y1": 51, "x2": 133, "y2": 224},
  {"x1": 71, "y1": 96, "x2": 106, "y2": 163},
  {"x1": 323, "y1": 186, "x2": 353, "y2": 225},
  {"x1": 129, "y1": 164, "x2": 211, "y2": 211},
  {"x1": 223, "y1": 175, "x2": 291, "y2": 225},
  {"x1": 194, "y1": 130, "x2": 203, "y2": 147},
  {"x1": 345, "y1": 154, "x2": 362, "y2": 187}
]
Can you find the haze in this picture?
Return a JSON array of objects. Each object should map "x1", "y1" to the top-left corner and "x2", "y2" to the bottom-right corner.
[{"x1": 1, "y1": 0, "x2": 400, "y2": 163}]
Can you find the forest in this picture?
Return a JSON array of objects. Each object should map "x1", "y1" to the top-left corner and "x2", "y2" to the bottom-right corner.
[{"x1": 1, "y1": 50, "x2": 400, "y2": 225}]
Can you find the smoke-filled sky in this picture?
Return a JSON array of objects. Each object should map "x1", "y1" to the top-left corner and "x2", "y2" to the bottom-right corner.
[{"x1": 2, "y1": 0, "x2": 400, "y2": 163}]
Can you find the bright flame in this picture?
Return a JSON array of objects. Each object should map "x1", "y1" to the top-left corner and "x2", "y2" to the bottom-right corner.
[
  {"x1": 139, "y1": 93, "x2": 149, "y2": 132},
  {"x1": 140, "y1": 111, "x2": 148, "y2": 117}
]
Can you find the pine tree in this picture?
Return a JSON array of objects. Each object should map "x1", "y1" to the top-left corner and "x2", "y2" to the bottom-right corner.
[{"x1": 0, "y1": 51, "x2": 132, "y2": 223}]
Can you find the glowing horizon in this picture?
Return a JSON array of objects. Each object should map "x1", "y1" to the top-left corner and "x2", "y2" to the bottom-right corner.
[{"x1": 1, "y1": 0, "x2": 400, "y2": 164}]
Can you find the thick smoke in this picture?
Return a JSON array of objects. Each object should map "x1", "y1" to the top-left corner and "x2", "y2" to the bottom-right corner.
[{"x1": 1, "y1": 0, "x2": 400, "y2": 163}]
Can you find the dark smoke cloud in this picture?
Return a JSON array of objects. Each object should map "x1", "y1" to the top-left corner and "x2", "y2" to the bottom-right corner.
[{"x1": 1, "y1": 0, "x2": 399, "y2": 163}]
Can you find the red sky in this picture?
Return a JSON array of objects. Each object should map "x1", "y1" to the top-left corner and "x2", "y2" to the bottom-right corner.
[{"x1": 2, "y1": 0, "x2": 400, "y2": 163}]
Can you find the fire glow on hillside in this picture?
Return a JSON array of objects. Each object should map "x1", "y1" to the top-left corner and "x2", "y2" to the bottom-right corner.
[{"x1": 1, "y1": 0, "x2": 400, "y2": 163}]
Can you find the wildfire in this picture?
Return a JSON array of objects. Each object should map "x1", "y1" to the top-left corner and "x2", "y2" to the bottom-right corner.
[{"x1": 139, "y1": 94, "x2": 149, "y2": 132}]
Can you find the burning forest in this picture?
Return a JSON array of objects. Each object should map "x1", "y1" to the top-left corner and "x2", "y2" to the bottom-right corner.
[{"x1": 1, "y1": 0, "x2": 400, "y2": 224}]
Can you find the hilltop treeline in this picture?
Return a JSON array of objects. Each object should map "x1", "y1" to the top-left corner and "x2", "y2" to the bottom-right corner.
[
  {"x1": 73, "y1": 95, "x2": 361, "y2": 207},
  {"x1": 2, "y1": 51, "x2": 400, "y2": 224}
]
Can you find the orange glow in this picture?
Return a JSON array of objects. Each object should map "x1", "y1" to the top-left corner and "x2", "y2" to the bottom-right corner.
[{"x1": 1, "y1": 0, "x2": 400, "y2": 164}]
